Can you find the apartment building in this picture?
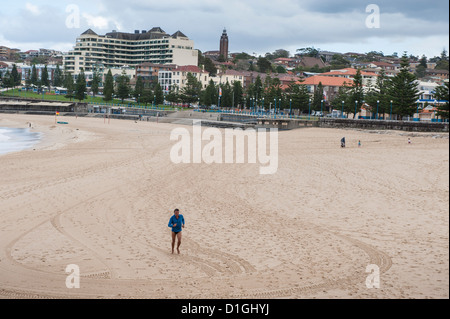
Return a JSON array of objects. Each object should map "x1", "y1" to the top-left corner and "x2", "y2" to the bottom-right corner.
[
  {"x1": 0, "y1": 46, "x2": 20, "y2": 61},
  {"x1": 63, "y1": 27, "x2": 198, "y2": 75},
  {"x1": 159, "y1": 65, "x2": 210, "y2": 93},
  {"x1": 136, "y1": 62, "x2": 177, "y2": 86}
]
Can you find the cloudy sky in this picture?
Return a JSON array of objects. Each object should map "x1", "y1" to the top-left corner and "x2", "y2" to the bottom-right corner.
[{"x1": 0, "y1": 0, "x2": 448, "y2": 58}]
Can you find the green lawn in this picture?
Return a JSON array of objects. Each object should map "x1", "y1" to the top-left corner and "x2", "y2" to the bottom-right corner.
[{"x1": 0, "y1": 88, "x2": 180, "y2": 110}]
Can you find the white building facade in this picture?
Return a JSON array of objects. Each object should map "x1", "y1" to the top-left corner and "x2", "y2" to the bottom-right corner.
[{"x1": 63, "y1": 27, "x2": 198, "y2": 76}]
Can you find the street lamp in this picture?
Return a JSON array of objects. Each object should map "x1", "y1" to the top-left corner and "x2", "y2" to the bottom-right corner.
[
  {"x1": 376, "y1": 100, "x2": 380, "y2": 120},
  {"x1": 289, "y1": 99, "x2": 292, "y2": 118},
  {"x1": 355, "y1": 100, "x2": 358, "y2": 119},
  {"x1": 434, "y1": 100, "x2": 438, "y2": 122},
  {"x1": 341, "y1": 101, "x2": 345, "y2": 118},
  {"x1": 274, "y1": 98, "x2": 277, "y2": 117},
  {"x1": 390, "y1": 100, "x2": 393, "y2": 120},
  {"x1": 262, "y1": 98, "x2": 264, "y2": 116},
  {"x1": 416, "y1": 100, "x2": 420, "y2": 122},
  {"x1": 308, "y1": 98, "x2": 312, "y2": 120}
]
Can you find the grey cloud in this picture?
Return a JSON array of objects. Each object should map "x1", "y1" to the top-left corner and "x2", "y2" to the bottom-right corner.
[{"x1": 303, "y1": 0, "x2": 449, "y2": 22}]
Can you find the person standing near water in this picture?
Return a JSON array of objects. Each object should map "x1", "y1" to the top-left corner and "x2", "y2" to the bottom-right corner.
[{"x1": 168, "y1": 209, "x2": 185, "y2": 254}]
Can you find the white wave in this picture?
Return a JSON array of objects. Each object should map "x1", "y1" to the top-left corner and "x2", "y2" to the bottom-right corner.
[{"x1": 0, "y1": 127, "x2": 41, "y2": 155}]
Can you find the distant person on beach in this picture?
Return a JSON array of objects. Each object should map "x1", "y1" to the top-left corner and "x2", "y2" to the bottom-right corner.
[
  {"x1": 408, "y1": 138, "x2": 412, "y2": 144},
  {"x1": 358, "y1": 140, "x2": 361, "y2": 147},
  {"x1": 341, "y1": 137, "x2": 346, "y2": 148},
  {"x1": 168, "y1": 209, "x2": 185, "y2": 254}
]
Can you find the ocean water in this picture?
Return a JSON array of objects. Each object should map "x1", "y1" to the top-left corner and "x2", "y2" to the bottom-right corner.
[{"x1": 0, "y1": 127, "x2": 42, "y2": 156}]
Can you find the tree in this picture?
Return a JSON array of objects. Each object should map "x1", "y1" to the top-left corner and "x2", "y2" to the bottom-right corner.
[
  {"x1": 257, "y1": 57, "x2": 272, "y2": 73},
  {"x1": 331, "y1": 83, "x2": 353, "y2": 117},
  {"x1": 234, "y1": 52, "x2": 253, "y2": 60},
  {"x1": 75, "y1": 69, "x2": 87, "y2": 101},
  {"x1": 31, "y1": 65, "x2": 38, "y2": 85},
  {"x1": 312, "y1": 82, "x2": 324, "y2": 112},
  {"x1": 350, "y1": 69, "x2": 365, "y2": 118},
  {"x1": 154, "y1": 83, "x2": 164, "y2": 105},
  {"x1": 219, "y1": 82, "x2": 233, "y2": 108},
  {"x1": 134, "y1": 76, "x2": 144, "y2": 102},
  {"x1": 165, "y1": 85, "x2": 180, "y2": 105},
  {"x1": 435, "y1": 49, "x2": 449, "y2": 70},
  {"x1": 232, "y1": 81, "x2": 244, "y2": 108},
  {"x1": 103, "y1": 69, "x2": 114, "y2": 102},
  {"x1": 266, "y1": 49, "x2": 290, "y2": 60},
  {"x1": 11, "y1": 64, "x2": 20, "y2": 87},
  {"x1": 53, "y1": 65, "x2": 63, "y2": 87},
  {"x1": 276, "y1": 65, "x2": 287, "y2": 74},
  {"x1": 180, "y1": 72, "x2": 202, "y2": 105},
  {"x1": 434, "y1": 82, "x2": 449, "y2": 120},
  {"x1": 91, "y1": 71, "x2": 100, "y2": 97},
  {"x1": 24, "y1": 69, "x2": 31, "y2": 87},
  {"x1": 330, "y1": 54, "x2": 350, "y2": 68},
  {"x1": 116, "y1": 71, "x2": 131, "y2": 103},
  {"x1": 415, "y1": 55, "x2": 427, "y2": 78},
  {"x1": 41, "y1": 65, "x2": 49, "y2": 88},
  {"x1": 203, "y1": 80, "x2": 217, "y2": 107},
  {"x1": 297, "y1": 47, "x2": 320, "y2": 58},
  {"x1": 64, "y1": 72, "x2": 75, "y2": 100},
  {"x1": 364, "y1": 69, "x2": 391, "y2": 118},
  {"x1": 287, "y1": 83, "x2": 310, "y2": 113},
  {"x1": 141, "y1": 87, "x2": 154, "y2": 106},
  {"x1": 3, "y1": 71, "x2": 12, "y2": 90},
  {"x1": 387, "y1": 53, "x2": 420, "y2": 118},
  {"x1": 253, "y1": 76, "x2": 264, "y2": 99}
]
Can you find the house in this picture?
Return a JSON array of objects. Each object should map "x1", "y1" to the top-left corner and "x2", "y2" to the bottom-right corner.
[
  {"x1": 297, "y1": 75, "x2": 354, "y2": 104},
  {"x1": 273, "y1": 58, "x2": 300, "y2": 69},
  {"x1": 417, "y1": 81, "x2": 441, "y2": 105},
  {"x1": 203, "y1": 51, "x2": 220, "y2": 61},
  {"x1": 296, "y1": 56, "x2": 327, "y2": 69},
  {"x1": 319, "y1": 68, "x2": 378, "y2": 86},
  {"x1": 368, "y1": 61, "x2": 399, "y2": 77},
  {"x1": 425, "y1": 69, "x2": 449, "y2": 81},
  {"x1": 410, "y1": 62, "x2": 437, "y2": 70},
  {"x1": 319, "y1": 51, "x2": 342, "y2": 63}
]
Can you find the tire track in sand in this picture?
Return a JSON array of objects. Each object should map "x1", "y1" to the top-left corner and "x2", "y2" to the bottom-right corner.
[{"x1": 230, "y1": 227, "x2": 392, "y2": 298}]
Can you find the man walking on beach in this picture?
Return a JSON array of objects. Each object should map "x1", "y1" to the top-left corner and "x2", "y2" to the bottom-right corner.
[{"x1": 168, "y1": 209, "x2": 185, "y2": 254}]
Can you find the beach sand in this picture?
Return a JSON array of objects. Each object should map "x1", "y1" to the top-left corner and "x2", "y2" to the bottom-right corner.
[{"x1": 0, "y1": 113, "x2": 448, "y2": 299}]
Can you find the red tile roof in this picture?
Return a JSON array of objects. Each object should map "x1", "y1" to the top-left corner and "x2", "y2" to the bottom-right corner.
[
  {"x1": 320, "y1": 68, "x2": 378, "y2": 77},
  {"x1": 298, "y1": 75, "x2": 354, "y2": 87},
  {"x1": 175, "y1": 65, "x2": 208, "y2": 74}
]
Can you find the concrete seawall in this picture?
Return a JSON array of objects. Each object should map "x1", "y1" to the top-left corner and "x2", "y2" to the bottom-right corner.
[
  {"x1": 319, "y1": 118, "x2": 449, "y2": 133},
  {"x1": 1, "y1": 98, "x2": 448, "y2": 133}
]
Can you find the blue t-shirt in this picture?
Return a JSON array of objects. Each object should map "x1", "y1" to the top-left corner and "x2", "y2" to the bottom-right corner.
[{"x1": 168, "y1": 214, "x2": 185, "y2": 233}]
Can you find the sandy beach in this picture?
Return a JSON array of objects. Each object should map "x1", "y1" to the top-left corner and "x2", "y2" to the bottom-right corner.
[{"x1": 0, "y1": 113, "x2": 448, "y2": 299}]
